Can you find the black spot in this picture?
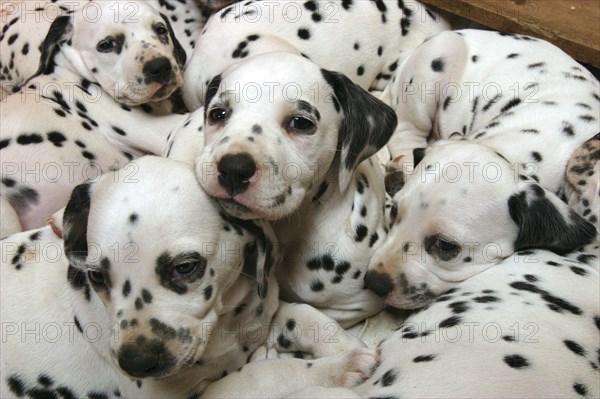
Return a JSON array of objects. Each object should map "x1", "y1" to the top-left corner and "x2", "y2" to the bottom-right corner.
[
  {"x1": 277, "y1": 333, "x2": 291, "y2": 348},
  {"x1": 135, "y1": 298, "x2": 143, "y2": 310},
  {"x1": 81, "y1": 151, "x2": 95, "y2": 160},
  {"x1": 502, "y1": 335, "x2": 516, "y2": 342},
  {"x1": 369, "y1": 232, "x2": 379, "y2": 247},
  {"x1": 573, "y1": 383, "x2": 587, "y2": 396},
  {"x1": 439, "y1": 316, "x2": 461, "y2": 328},
  {"x1": 500, "y1": 98, "x2": 521, "y2": 113},
  {"x1": 531, "y1": 151, "x2": 542, "y2": 162},
  {"x1": 577, "y1": 253, "x2": 596, "y2": 265},
  {"x1": 122, "y1": 280, "x2": 131, "y2": 297},
  {"x1": 562, "y1": 122, "x2": 575, "y2": 136},
  {"x1": 524, "y1": 274, "x2": 538, "y2": 282},
  {"x1": 448, "y1": 301, "x2": 469, "y2": 314},
  {"x1": 7, "y1": 375, "x2": 26, "y2": 396},
  {"x1": 129, "y1": 213, "x2": 138, "y2": 224},
  {"x1": 381, "y1": 369, "x2": 397, "y2": 386},
  {"x1": 297, "y1": 28, "x2": 310, "y2": 40},
  {"x1": 570, "y1": 266, "x2": 588, "y2": 276},
  {"x1": 564, "y1": 340, "x2": 586, "y2": 356},
  {"x1": 503, "y1": 354, "x2": 529, "y2": 369},
  {"x1": 310, "y1": 280, "x2": 324, "y2": 292},
  {"x1": 431, "y1": 57, "x2": 445, "y2": 72},
  {"x1": 203, "y1": 285, "x2": 213, "y2": 300},
  {"x1": 0, "y1": 138, "x2": 10, "y2": 150},
  {"x1": 7, "y1": 33, "x2": 18, "y2": 45},
  {"x1": 141, "y1": 289, "x2": 153, "y2": 304},
  {"x1": 355, "y1": 224, "x2": 368, "y2": 242},
  {"x1": 112, "y1": 126, "x2": 127, "y2": 136},
  {"x1": 149, "y1": 318, "x2": 177, "y2": 340},
  {"x1": 413, "y1": 354, "x2": 436, "y2": 362},
  {"x1": 251, "y1": 124, "x2": 262, "y2": 134},
  {"x1": 357, "y1": 65, "x2": 365, "y2": 76},
  {"x1": 510, "y1": 281, "x2": 582, "y2": 315},
  {"x1": 473, "y1": 295, "x2": 499, "y2": 303},
  {"x1": 17, "y1": 133, "x2": 44, "y2": 145}
]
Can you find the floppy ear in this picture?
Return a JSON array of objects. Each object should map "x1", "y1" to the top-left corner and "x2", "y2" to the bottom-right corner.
[
  {"x1": 160, "y1": 13, "x2": 187, "y2": 68},
  {"x1": 31, "y1": 15, "x2": 74, "y2": 78},
  {"x1": 63, "y1": 183, "x2": 93, "y2": 269},
  {"x1": 321, "y1": 68, "x2": 398, "y2": 192},
  {"x1": 219, "y1": 212, "x2": 279, "y2": 299},
  {"x1": 508, "y1": 183, "x2": 596, "y2": 254},
  {"x1": 412, "y1": 147, "x2": 427, "y2": 168}
]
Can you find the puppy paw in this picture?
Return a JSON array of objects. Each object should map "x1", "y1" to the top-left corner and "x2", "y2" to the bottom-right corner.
[{"x1": 334, "y1": 348, "x2": 379, "y2": 387}]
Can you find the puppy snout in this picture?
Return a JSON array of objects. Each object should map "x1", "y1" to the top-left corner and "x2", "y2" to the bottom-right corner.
[
  {"x1": 143, "y1": 57, "x2": 173, "y2": 84},
  {"x1": 118, "y1": 342, "x2": 164, "y2": 378},
  {"x1": 364, "y1": 269, "x2": 394, "y2": 298},
  {"x1": 217, "y1": 153, "x2": 257, "y2": 196}
]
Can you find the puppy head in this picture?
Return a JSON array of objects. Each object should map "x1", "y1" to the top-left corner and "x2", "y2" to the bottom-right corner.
[
  {"x1": 35, "y1": 1, "x2": 185, "y2": 105},
  {"x1": 195, "y1": 52, "x2": 397, "y2": 220},
  {"x1": 63, "y1": 156, "x2": 275, "y2": 379},
  {"x1": 365, "y1": 141, "x2": 596, "y2": 309}
]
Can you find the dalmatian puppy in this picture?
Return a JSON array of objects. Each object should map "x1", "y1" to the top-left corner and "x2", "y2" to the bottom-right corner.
[
  {"x1": 383, "y1": 29, "x2": 600, "y2": 195},
  {"x1": 182, "y1": 0, "x2": 451, "y2": 111},
  {"x1": 0, "y1": 0, "x2": 188, "y2": 237},
  {"x1": 193, "y1": 51, "x2": 398, "y2": 327},
  {"x1": 1, "y1": 156, "x2": 376, "y2": 399},
  {"x1": 292, "y1": 249, "x2": 600, "y2": 398},
  {"x1": 364, "y1": 140, "x2": 597, "y2": 309},
  {"x1": 0, "y1": 0, "x2": 233, "y2": 98}
]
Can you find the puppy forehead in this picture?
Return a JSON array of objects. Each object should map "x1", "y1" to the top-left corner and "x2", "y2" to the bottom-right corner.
[{"x1": 220, "y1": 53, "x2": 333, "y2": 103}]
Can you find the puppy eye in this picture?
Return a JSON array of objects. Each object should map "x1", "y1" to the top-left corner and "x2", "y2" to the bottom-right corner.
[
  {"x1": 87, "y1": 270, "x2": 106, "y2": 286},
  {"x1": 208, "y1": 108, "x2": 228, "y2": 123},
  {"x1": 154, "y1": 24, "x2": 168, "y2": 36},
  {"x1": 97, "y1": 37, "x2": 118, "y2": 53},
  {"x1": 288, "y1": 117, "x2": 315, "y2": 132},
  {"x1": 424, "y1": 235, "x2": 461, "y2": 261},
  {"x1": 172, "y1": 262, "x2": 199, "y2": 279}
]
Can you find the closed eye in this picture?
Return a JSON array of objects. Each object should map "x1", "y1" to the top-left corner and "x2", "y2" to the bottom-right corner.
[{"x1": 424, "y1": 235, "x2": 461, "y2": 262}]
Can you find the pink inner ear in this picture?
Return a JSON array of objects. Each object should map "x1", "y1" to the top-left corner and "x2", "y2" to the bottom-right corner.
[{"x1": 48, "y1": 208, "x2": 65, "y2": 238}]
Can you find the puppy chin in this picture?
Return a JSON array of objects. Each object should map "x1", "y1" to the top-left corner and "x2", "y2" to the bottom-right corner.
[{"x1": 116, "y1": 82, "x2": 179, "y2": 106}]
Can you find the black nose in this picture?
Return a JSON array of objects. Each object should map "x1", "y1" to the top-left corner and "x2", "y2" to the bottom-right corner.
[
  {"x1": 217, "y1": 153, "x2": 256, "y2": 196},
  {"x1": 118, "y1": 343, "x2": 162, "y2": 378},
  {"x1": 143, "y1": 57, "x2": 172, "y2": 84},
  {"x1": 364, "y1": 270, "x2": 394, "y2": 298}
]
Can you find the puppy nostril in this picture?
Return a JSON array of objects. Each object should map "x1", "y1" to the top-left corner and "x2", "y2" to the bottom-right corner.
[
  {"x1": 118, "y1": 343, "x2": 160, "y2": 377},
  {"x1": 143, "y1": 57, "x2": 172, "y2": 83},
  {"x1": 364, "y1": 270, "x2": 394, "y2": 298},
  {"x1": 217, "y1": 153, "x2": 257, "y2": 197}
]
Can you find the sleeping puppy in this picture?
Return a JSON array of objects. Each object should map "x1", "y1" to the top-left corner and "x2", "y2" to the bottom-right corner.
[{"x1": 364, "y1": 140, "x2": 596, "y2": 309}]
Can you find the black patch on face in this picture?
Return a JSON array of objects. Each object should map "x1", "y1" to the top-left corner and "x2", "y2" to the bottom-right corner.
[
  {"x1": 122, "y1": 280, "x2": 131, "y2": 298},
  {"x1": 277, "y1": 333, "x2": 291, "y2": 348},
  {"x1": 204, "y1": 74, "x2": 222, "y2": 115},
  {"x1": 67, "y1": 264, "x2": 91, "y2": 301},
  {"x1": 503, "y1": 354, "x2": 529, "y2": 369},
  {"x1": 150, "y1": 318, "x2": 177, "y2": 340},
  {"x1": 154, "y1": 251, "x2": 208, "y2": 295}
]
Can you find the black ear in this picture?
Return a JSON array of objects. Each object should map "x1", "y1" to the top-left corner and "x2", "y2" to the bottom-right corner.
[
  {"x1": 160, "y1": 13, "x2": 187, "y2": 68},
  {"x1": 508, "y1": 184, "x2": 597, "y2": 254},
  {"x1": 413, "y1": 147, "x2": 427, "y2": 168},
  {"x1": 321, "y1": 68, "x2": 398, "y2": 191},
  {"x1": 32, "y1": 15, "x2": 73, "y2": 78},
  {"x1": 63, "y1": 183, "x2": 92, "y2": 268}
]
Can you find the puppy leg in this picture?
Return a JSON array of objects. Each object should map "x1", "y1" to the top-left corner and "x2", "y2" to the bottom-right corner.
[
  {"x1": 202, "y1": 348, "x2": 377, "y2": 399},
  {"x1": 386, "y1": 31, "x2": 469, "y2": 171},
  {"x1": 269, "y1": 302, "x2": 366, "y2": 358}
]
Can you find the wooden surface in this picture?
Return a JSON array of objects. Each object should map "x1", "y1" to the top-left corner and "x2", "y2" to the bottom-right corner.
[{"x1": 420, "y1": 0, "x2": 600, "y2": 69}]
